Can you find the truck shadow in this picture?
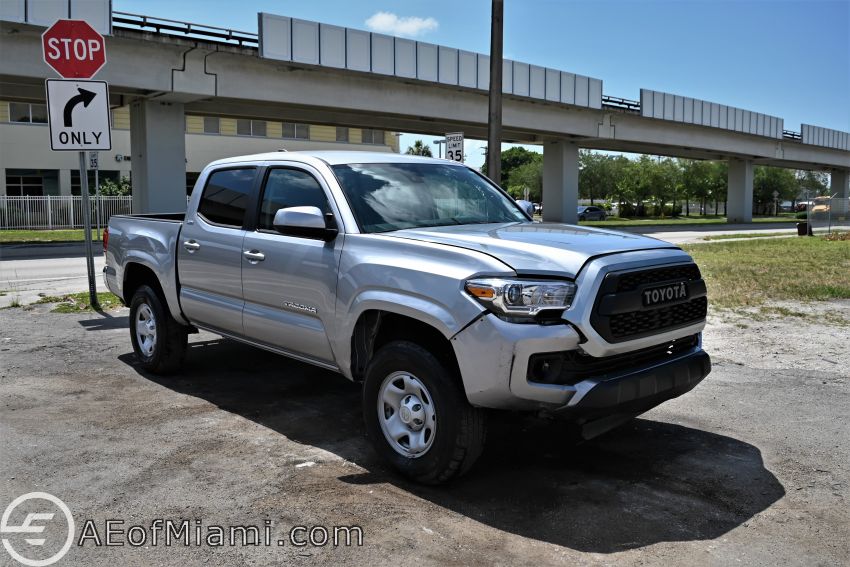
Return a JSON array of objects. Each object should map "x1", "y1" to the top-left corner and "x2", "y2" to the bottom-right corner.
[{"x1": 120, "y1": 336, "x2": 785, "y2": 554}]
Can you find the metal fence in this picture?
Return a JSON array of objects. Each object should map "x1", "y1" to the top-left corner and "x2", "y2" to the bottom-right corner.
[
  {"x1": 0, "y1": 196, "x2": 133, "y2": 230},
  {"x1": 808, "y1": 196, "x2": 850, "y2": 235}
]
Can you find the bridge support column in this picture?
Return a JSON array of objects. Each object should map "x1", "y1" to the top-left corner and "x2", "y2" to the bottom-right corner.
[
  {"x1": 542, "y1": 141, "x2": 579, "y2": 224},
  {"x1": 130, "y1": 99, "x2": 187, "y2": 213},
  {"x1": 727, "y1": 159, "x2": 753, "y2": 223},
  {"x1": 58, "y1": 169, "x2": 72, "y2": 196},
  {"x1": 831, "y1": 169, "x2": 849, "y2": 199}
]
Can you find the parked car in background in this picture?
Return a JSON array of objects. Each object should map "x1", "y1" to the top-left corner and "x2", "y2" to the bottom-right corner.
[
  {"x1": 810, "y1": 196, "x2": 831, "y2": 215},
  {"x1": 577, "y1": 205, "x2": 607, "y2": 221}
]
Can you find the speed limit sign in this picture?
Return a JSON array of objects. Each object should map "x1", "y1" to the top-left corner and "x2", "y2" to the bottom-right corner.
[{"x1": 445, "y1": 132, "x2": 464, "y2": 162}]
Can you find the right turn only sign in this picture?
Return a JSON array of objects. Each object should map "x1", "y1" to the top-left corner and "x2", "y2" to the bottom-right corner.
[{"x1": 45, "y1": 79, "x2": 112, "y2": 151}]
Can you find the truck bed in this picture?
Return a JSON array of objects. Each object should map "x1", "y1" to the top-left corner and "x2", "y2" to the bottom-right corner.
[
  {"x1": 110, "y1": 212, "x2": 186, "y2": 222},
  {"x1": 104, "y1": 213, "x2": 186, "y2": 324}
]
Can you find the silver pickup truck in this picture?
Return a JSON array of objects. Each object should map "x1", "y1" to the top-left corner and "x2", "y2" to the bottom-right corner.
[{"x1": 105, "y1": 151, "x2": 710, "y2": 484}]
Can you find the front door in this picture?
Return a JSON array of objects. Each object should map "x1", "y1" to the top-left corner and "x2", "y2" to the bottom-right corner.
[{"x1": 241, "y1": 165, "x2": 342, "y2": 363}]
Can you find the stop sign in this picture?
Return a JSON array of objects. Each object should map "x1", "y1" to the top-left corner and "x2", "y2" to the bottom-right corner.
[{"x1": 42, "y1": 20, "x2": 106, "y2": 79}]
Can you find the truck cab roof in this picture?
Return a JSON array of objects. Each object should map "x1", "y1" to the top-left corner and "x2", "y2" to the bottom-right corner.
[{"x1": 207, "y1": 150, "x2": 457, "y2": 168}]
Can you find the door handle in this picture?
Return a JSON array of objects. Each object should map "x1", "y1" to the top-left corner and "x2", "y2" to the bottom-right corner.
[
  {"x1": 183, "y1": 240, "x2": 200, "y2": 252},
  {"x1": 243, "y1": 250, "x2": 265, "y2": 263}
]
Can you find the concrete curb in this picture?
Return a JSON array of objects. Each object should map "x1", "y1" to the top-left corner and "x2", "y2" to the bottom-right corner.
[{"x1": 1, "y1": 242, "x2": 93, "y2": 259}]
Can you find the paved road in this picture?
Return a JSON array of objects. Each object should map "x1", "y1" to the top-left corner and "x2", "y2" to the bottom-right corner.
[
  {"x1": 0, "y1": 253, "x2": 105, "y2": 307},
  {"x1": 0, "y1": 224, "x2": 798, "y2": 307},
  {"x1": 627, "y1": 225, "x2": 797, "y2": 244},
  {"x1": 1, "y1": 300, "x2": 847, "y2": 565}
]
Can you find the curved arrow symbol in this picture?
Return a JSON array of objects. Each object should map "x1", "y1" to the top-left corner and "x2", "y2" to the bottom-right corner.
[{"x1": 63, "y1": 88, "x2": 97, "y2": 127}]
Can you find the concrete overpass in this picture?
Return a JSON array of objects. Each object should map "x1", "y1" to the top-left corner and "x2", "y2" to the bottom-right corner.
[{"x1": 1, "y1": 2, "x2": 848, "y2": 223}]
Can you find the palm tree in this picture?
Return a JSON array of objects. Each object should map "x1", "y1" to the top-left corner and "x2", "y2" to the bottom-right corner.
[{"x1": 405, "y1": 140, "x2": 433, "y2": 157}]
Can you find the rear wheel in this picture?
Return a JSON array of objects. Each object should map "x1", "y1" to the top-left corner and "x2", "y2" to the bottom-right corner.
[
  {"x1": 363, "y1": 341, "x2": 486, "y2": 484},
  {"x1": 129, "y1": 285, "x2": 188, "y2": 374}
]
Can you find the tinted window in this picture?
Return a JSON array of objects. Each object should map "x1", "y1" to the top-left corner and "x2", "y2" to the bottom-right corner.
[
  {"x1": 283, "y1": 123, "x2": 309, "y2": 139},
  {"x1": 332, "y1": 163, "x2": 528, "y2": 233},
  {"x1": 236, "y1": 119, "x2": 252, "y2": 136},
  {"x1": 198, "y1": 168, "x2": 256, "y2": 227},
  {"x1": 251, "y1": 120, "x2": 267, "y2": 137},
  {"x1": 30, "y1": 104, "x2": 48, "y2": 124},
  {"x1": 258, "y1": 169, "x2": 330, "y2": 231},
  {"x1": 203, "y1": 117, "x2": 220, "y2": 134},
  {"x1": 10, "y1": 102, "x2": 30, "y2": 123}
]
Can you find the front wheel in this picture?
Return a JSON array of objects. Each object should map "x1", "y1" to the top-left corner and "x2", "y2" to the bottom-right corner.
[
  {"x1": 129, "y1": 285, "x2": 188, "y2": 374},
  {"x1": 362, "y1": 341, "x2": 486, "y2": 484}
]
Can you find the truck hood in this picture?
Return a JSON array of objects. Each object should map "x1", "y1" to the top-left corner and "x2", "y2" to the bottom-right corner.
[{"x1": 386, "y1": 222, "x2": 677, "y2": 277}]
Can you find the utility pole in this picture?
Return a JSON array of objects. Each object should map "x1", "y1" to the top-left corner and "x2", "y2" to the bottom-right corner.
[{"x1": 486, "y1": 0, "x2": 504, "y2": 184}]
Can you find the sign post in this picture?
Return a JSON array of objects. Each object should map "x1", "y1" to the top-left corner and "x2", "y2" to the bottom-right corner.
[
  {"x1": 42, "y1": 20, "x2": 109, "y2": 309},
  {"x1": 90, "y1": 151, "x2": 101, "y2": 240},
  {"x1": 445, "y1": 132, "x2": 464, "y2": 163}
]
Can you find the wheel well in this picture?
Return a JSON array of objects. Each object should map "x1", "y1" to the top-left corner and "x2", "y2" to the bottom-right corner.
[
  {"x1": 122, "y1": 263, "x2": 165, "y2": 305},
  {"x1": 351, "y1": 310, "x2": 461, "y2": 383}
]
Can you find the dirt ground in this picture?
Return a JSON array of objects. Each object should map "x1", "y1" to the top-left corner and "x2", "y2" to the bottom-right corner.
[{"x1": 1, "y1": 301, "x2": 848, "y2": 566}]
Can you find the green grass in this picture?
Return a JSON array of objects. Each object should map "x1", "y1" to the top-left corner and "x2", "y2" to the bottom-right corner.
[
  {"x1": 582, "y1": 215, "x2": 795, "y2": 228},
  {"x1": 683, "y1": 237, "x2": 850, "y2": 308},
  {"x1": 702, "y1": 231, "x2": 794, "y2": 241},
  {"x1": 0, "y1": 229, "x2": 102, "y2": 244},
  {"x1": 33, "y1": 291, "x2": 122, "y2": 313}
]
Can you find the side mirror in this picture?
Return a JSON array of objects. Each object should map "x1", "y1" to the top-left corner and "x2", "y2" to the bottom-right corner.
[
  {"x1": 273, "y1": 206, "x2": 338, "y2": 241},
  {"x1": 516, "y1": 199, "x2": 535, "y2": 217}
]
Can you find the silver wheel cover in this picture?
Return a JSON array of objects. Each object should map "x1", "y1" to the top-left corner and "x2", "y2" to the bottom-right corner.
[
  {"x1": 135, "y1": 303, "x2": 157, "y2": 358},
  {"x1": 377, "y1": 371, "x2": 437, "y2": 458}
]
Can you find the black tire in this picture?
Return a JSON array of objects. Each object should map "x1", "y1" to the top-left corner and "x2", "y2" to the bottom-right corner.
[
  {"x1": 578, "y1": 215, "x2": 586, "y2": 222},
  {"x1": 129, "y1": 285, "x2": 188, "y2": 374},
  {"x1": 363, "y1": 340, "x2": 486, "y2": 484}
]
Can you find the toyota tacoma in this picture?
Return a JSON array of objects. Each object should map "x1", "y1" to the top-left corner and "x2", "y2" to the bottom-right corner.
[{"x1": 104, "y1": 151, "x2": 711, "y2": 484}]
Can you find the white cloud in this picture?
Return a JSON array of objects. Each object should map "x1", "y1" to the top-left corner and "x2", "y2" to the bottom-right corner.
[{"x1": 365, "y1": 11, "x2": 438, "y2": 38}]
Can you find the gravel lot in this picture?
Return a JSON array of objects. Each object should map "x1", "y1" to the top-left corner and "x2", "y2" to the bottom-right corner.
[{"x1": 1, "y1": 302, "x2": 847, "y2": 566}]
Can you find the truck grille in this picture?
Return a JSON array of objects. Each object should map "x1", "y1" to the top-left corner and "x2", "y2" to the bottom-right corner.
[
  {"x1": 591, "y1": 264, "x2": 707, "y2": 343},
  {"x1": 615, "y1": 264, "x2": 701, "y2": 292},
  {"x1": 608, "y1": 296, "x2": 707, "y2": 338}
]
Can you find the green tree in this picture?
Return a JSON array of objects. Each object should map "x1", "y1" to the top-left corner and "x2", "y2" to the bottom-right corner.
[
  {"x1": 797, "y1": 170, "x2": 828, "y2": 198},
  {"x1": 481, "y1": 146, "x2": 541, "y2": 182},
  {"x1": 405, "y1": 140, "x2": 433, "y2": 157},
  {"x1": 506, "y1": 160, "x2": 543, "y2": 202},
  {"x1": 753, "y1": 166, "x2": 797, "y2": 214},
  {"x1": 708, "y1": 161, "x2": 728, "y2": 215},
  {"x1": 94, "y1": 176, "x2": 131, "y2": 196},
  {"x1": 578, "y1": 151, "x2": 618, "y2": 204},
  {"x1": 610, "y1": 157, "x2": 639, "y2": 213}
]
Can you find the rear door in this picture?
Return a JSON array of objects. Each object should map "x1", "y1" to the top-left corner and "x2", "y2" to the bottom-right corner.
[
  {"x1": 241, "y1": 164, "x2": 342, "y2": 363},
  {"x1": 178, "y1": 166, "x2": 258, "y2": 335}
]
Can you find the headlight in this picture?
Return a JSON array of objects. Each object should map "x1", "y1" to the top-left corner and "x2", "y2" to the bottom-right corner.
[{"x1": 464, "y1": 278, "x2": 577, "y2": 322}]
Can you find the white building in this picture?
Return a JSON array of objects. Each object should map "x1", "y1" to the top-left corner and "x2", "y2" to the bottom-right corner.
[{"x1": 0, "y1": 100, "x2": 399, "y2": 196}]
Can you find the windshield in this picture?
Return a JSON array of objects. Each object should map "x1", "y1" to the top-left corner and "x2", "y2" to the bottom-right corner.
[{"x1": 331, "y1": 162, "x2": 530, "y2": 233}]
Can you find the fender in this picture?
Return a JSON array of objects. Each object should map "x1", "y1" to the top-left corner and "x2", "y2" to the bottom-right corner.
[
  {"x1": 122, "y1": 252, "x2": 188, "y2": 325},
  {"x1": 331, "y1": 289, "x2": 485, "y2": 380}
]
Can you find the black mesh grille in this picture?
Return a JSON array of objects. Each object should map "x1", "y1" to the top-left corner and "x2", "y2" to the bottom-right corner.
[
  {"x1": 609, "y1": 296, "x2": 707, "y2": 339},
  {"x1": 590, "y1": 263, "x2": 707, "y2": 343},
  {"x1": 616, "y1": 264, "x2": 702, "y2": 292}
]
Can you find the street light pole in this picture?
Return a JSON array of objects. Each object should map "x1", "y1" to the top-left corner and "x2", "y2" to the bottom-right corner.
[{"x1": 486, "y1": 0, "x2": 504, "y2": 184}]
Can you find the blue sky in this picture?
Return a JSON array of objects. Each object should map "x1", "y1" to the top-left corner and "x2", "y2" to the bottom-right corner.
[{"x1": 115, "y1": 0, "x2": 850, "y2": 168}]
